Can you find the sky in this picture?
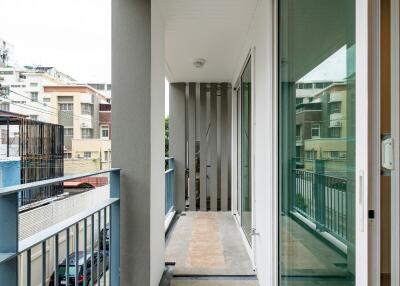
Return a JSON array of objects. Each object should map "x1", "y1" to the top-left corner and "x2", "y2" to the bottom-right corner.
[
  {"x1": 298, "y1": 45, "x2": 349, "y2": 83},
  {"x1": 0, "y1": 0, "x2": 111, "y2": 83}
]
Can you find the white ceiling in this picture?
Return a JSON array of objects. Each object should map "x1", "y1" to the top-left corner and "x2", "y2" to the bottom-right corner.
[{"x1": 160, "y1": 0, "x2": 258, "y2": 83}]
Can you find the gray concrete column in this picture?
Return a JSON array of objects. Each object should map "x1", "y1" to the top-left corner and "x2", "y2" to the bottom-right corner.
[
  {"x1": 112, "y1": 0, "x2": 165, "y2": 285},
  {"x1": 169, "y1": 83, "x2": 186, "y2": 212}
]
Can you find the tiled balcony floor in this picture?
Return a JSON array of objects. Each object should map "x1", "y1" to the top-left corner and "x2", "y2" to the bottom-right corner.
[{"x1": 165, "y1": 211, "x2": 258, "y2": 286}]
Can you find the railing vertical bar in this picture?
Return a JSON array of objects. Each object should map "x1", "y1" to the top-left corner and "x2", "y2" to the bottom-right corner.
[
  {"x1": 103, "y1": 208, "x2": 107, "y2": 286},
  {"x1": 83, "y1": 218, "x2": 87, "y2": 286},
  {"x1": 54, "y1": 234, "x2": 59, "y2": 286},
  {"x1": 336, "y1": 184, "x2": 339, "y2": 235},
  {"x1": 342, "y1": 182, "x2": 345, "y2": 237},
  {"x1": 97, "y1": 210, "x2": 101, "y2": 285},
  {"x1": 66, "y1": 228, "x2": 70, "y2": 285},
  {"x1": 26, "y1": 249, "x2": 31, "y2": 286},
  {"x1": 42, "y1": 240, "x2": 46, "y2": 286},
  {"x1": 91, "y1": 214, "x2": 94, "y2": 286},
  {"x1": 75, "y1": 223, "x2": 79, "y2": 286},
  {"x1": 109, "y1": 206, "x2": 112, "y2": 286}
]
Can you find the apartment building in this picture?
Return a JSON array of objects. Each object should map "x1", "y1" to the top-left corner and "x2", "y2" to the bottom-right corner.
[
  {"x1": 0, "y1": 66, "x2": 74, "y2": 122},
  {"x1": 295, "y1": 82, "x2": 348, "y2": 177},
  {"x1": 43, "y1": 85, "x2": 111, "y2": 174},
  {"x1": 0, "y1": 38, "x2": 15, "y2": 67}
]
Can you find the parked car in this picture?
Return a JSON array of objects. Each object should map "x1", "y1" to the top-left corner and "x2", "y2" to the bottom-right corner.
[
  {"x1": 99, "y1": 223, "x2": 110, "y2": 251},
  {"x1": 48, "y1": 251, "x2": 108, "y2": 286}
]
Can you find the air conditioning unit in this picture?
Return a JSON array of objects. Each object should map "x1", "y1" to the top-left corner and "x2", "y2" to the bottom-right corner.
[
  {"x1": 81, "y1": 122, "x2": 90, "y2": 128},
  {"x1": 330, "y1": 121, "x2": 342, "y2": 127}
]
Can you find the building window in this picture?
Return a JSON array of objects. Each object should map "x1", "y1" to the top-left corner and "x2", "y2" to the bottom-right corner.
[
  {"x1": 329, "y1": 127, "x2": 341, "y2": 138},
  {"x1": 31, "y1": 92, "x2": 38, "y2": 102},
  {"x1": 60, "y1": 103, "x2": 73, "y2": 111},
  {"x1": 30, "y1": 82, "x2": 38, "y2": 87},
  {"x1": 329, "y1": 102, "x2": 341, "y2": 114},
  {"x1": 64, "y1": 128, "x2": 73, "y2": 137},
  {"x1": 81, "y1": 128, "x2": 93, "y2": 139},
  {"x1": 29, "y1": 115, "x2": 38, "y2": 121},
  {"x1": 101, "y1": 125, "x2": 109, "y2": 139},
  {"x1": 43, "y1": 98, "x2": 51, "y2": 103},
  {"x1": 84, "y1": 152, "x2": 91, "y2": 159},
  {"x1": 81, "y1": 103, "x2": 93, "y2": 115},
  {"x1": 0, "y1": 71, "x2": 13, "y2": 75},
  {"x1": 104, "y1": 151, "x2": 109, "y2": 161},
  {"x1": 64, "y1": 152, "x2": 72, "y2": 159},
  {"x1": 311, "y1": 123, "x2": 320, "y2": 138},
  {"x1": 0, "y1": 102, "x2": 10, "y2": 111},
  {"x1": 305, "y1": 150, "x2": 317, "y2": 160}
]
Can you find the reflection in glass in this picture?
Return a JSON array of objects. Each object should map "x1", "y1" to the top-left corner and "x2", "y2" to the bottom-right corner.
[{"x1": 279, "y1": 0, "x2": 355, "y2": 285}]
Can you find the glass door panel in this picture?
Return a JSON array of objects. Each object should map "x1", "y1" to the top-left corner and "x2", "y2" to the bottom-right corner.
[
  {"x1": 279, "y1": 0, "x2": 356, "y2": 285},
  {"x1": 240, "y1": 57, "x2": 252, "y2": 244}
]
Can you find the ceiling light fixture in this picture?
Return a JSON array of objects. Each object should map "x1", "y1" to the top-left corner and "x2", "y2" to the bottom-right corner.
[{"x1": 193, "y1": 58, "x2": 206, "y2": 68}]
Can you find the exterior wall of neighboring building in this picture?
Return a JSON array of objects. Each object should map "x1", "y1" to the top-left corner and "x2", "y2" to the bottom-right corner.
[
  {"x1": 43, "y1": 86, "x2": 111, "y2": 174},
  {"x1": 64, "y1": 138, "x2": 111, "y2": 175}
]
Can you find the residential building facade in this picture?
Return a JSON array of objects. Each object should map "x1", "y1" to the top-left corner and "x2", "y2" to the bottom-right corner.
[{"x1": 43, "y1": 85, "x2": 111, "y2": 174}]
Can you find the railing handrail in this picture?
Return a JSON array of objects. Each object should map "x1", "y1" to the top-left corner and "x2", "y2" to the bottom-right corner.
[
  {"x1": 293, "y1": 168, "x2": 347, "y2": 182},
  {"x1": 0, "y1": 168, "x2": 121, "y2": 197}
]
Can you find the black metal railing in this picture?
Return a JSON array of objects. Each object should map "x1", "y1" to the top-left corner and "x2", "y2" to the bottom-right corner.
[{"x1": 292, "y1": 169, "x2": 348, "y2": 243}]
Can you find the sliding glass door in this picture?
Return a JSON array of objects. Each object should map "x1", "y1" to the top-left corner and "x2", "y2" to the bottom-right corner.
[{"x1": 278, "y1": 0, "x2": 361, "y2": 285}]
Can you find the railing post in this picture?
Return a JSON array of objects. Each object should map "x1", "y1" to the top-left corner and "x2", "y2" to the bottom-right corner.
[
  {"x1": 0, "y1": 193, "x2": 18, "y2": 285},
  {"x1": 110, "y1": 169, "x2": 120, "y2": 286},
  {"x1": 171, "y1": 158, "x2": 175, "y2": 212},
  {"x1": 314, "y1": 159, "x2": 326, "y2": 231}
]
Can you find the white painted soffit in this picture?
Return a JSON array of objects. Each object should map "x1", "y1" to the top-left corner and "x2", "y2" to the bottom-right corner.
[{"x1": 160, "y1": 0, "x2": 258, "y2": 83}]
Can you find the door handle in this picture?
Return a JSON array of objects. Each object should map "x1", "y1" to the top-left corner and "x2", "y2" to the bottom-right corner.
[{"x1": 359, "y1": 170, "x2": 364, "y2": 232}]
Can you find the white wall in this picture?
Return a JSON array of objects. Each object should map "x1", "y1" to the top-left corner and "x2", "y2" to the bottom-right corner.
[{"x1": 231, "y1": 0, "x2": 276, "y2": 285}]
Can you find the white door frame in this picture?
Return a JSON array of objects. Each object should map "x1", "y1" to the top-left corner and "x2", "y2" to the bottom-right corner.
[
  {"x1": 391, "y1": 0, "x2": 400, "y2": 285},
  {"x1": 232, "y1": 49, "x2": 256, "y2": 269}
]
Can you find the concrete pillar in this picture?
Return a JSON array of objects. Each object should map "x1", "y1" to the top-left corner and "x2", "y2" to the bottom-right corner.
[
  {"x1": 169, "y1": 83, "x2": 187, "y2": 212},
  {"x1": 112, "y1": 0, "x2": 165, "y2": 285}
]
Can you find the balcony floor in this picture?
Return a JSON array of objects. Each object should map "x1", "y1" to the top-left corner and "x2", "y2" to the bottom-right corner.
[{"x1": 165, "y1": 212, "x2": 258, "y2": 285}]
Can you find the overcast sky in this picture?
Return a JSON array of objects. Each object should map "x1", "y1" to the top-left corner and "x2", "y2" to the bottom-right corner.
[{"x1": 0, "y1": 0, "x2": 111, "y2": 83}]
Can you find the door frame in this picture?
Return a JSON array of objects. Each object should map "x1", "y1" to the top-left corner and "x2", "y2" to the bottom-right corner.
[
  {"x1": 391, "y1": 0, "x2": 400, "y2": 285},
  {"x1": 232, "y1": 48, "x2": 256, "y2": 268}
]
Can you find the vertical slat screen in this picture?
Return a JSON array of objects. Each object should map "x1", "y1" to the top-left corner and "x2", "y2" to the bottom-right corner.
[
  {"x1": 188, "y1": 83, "x2": 197, "y2": 211},
  {"x1": 199, "y1": 83, "x2": 208, "y2": 211},
  {"x1": 220, "y1": 83, "x2": 229, "y2": 211},
  {"x1": 209, "y1": 84, "x2": 218, "y2": 211},
  {"x1": 169, "y1": 82, "x2": 231, "y2": 211}
]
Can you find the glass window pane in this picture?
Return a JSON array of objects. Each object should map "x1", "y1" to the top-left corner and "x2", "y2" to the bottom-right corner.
[
  {"x1": 240, "y1": 57, "x2": 252, "y2": 244},
  {"x1": 279, "y1": 0, "x2": 355, "y2": 285}
]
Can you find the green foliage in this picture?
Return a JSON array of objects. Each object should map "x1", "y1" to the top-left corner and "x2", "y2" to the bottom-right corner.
[
  {"x1": 165, "y1": 117, "x2": 169, "y2": 157},
  {"x1": 295, "y1": 193, "x2": 307, "y2": 211}
]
